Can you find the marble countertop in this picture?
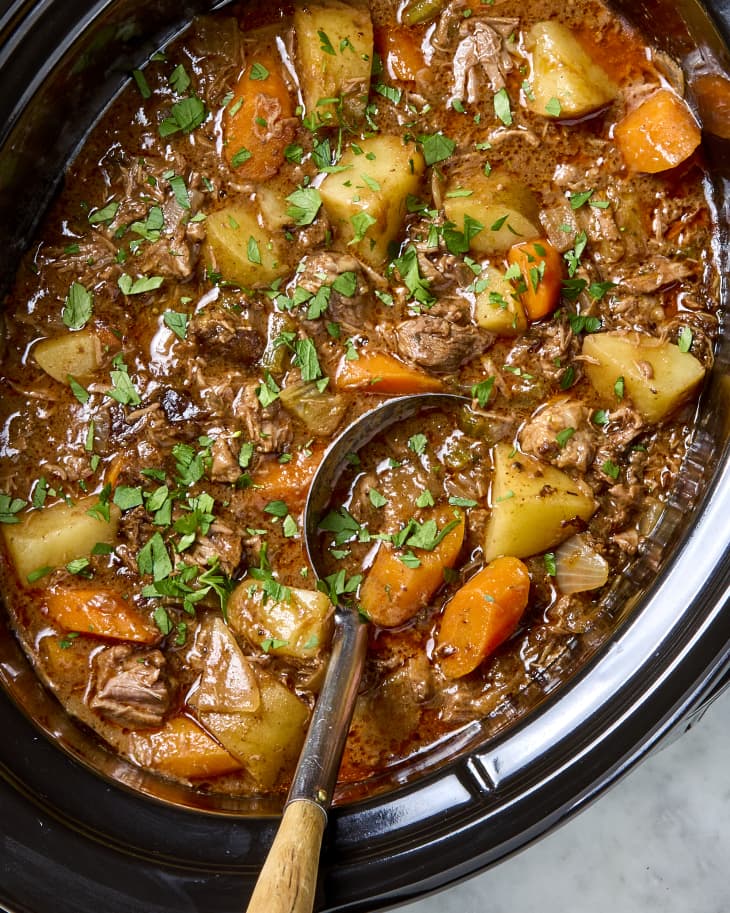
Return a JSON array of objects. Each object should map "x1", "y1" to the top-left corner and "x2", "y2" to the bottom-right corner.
[{"x1": 396, "y1": 687, "x2": 730, "y2": 913}]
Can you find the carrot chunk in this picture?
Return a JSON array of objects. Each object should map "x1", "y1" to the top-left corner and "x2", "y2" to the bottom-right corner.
[
  {"x1": 507, "y1": 238, "x2": 563, "y2": 322},
  {"x1": 437, "y1": 556, "x2": 530, "y2": 679},
  {"x1": 224, "y1": 48, "x2": 294, "y2": 182},
  {"x1": 335, "y1": 351, "x2": 444, "y2": 395},
  {"x1": 360, "y1": 505, "x2": 464, "y2": 628},
  {"x1": 44, "y1": 587, "x2": 159, "y2": 644},
  {"x1": 375, "y1": 26, "x2": 425, "y2": 82},
  {"x1": 247, "y1": 444, "x2": 325, "y2": 513},
  {"x1": 614, "y1": 89, "x2": 701, "y2": 174}
]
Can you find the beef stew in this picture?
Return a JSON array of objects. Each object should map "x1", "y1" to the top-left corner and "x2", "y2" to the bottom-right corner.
[{"x1": 0, "y1": 0, "x2": 721, "y2": 802}]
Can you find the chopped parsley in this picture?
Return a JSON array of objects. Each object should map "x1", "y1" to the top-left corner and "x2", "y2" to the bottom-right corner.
[
  {"x1": 418, "y1": 132, "x2": 456, "y2": 166},
  {"x1": 0, "y1": 492, "x2": 26, "y2": 524},
  {"x1": 286, "y1": 187, "x2": 322, "y2": 226},
  {"x1": 493, "y1": 88, "x2": 512, "y2": 125},
  {"x1": 158, "y1": 96, "x2": 207, "y2": 136},
  {"x1": 62, "y1": 282, "x2": 93, "y2": 330}
]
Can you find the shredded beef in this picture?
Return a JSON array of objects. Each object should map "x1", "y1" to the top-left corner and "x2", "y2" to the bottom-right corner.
[{"x1": 233, "y1": 382, "x2": 293, "y2": 453}]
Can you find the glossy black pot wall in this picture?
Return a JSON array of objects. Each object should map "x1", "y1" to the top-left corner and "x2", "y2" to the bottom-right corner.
[{"x1": 2, "y1": 2, "x2": 730, "y2": 912}]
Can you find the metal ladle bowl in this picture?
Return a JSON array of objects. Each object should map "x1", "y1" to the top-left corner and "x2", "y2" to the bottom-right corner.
[{"x1": 245, "y1": 393, "x2": 469, "y2": 913}]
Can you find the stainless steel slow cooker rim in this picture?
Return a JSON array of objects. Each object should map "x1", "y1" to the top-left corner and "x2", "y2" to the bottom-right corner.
[{"x1": 1, "y1": 0, "x2": 730, "y2": 910}]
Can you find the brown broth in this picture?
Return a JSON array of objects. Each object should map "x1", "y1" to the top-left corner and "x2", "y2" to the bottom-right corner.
[{"x1": 0, "y1": 0, "x2": 720, "y2": 801}]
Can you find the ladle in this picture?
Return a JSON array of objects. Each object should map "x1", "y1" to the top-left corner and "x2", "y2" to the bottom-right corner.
[{"x1": 245, "y1": 392, "x2": 469, "y2": 913}]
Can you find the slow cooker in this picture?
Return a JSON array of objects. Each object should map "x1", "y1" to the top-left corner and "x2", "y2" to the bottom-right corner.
[{"x1": 1, "y1": 1, "x2": 730, "y2": 910}]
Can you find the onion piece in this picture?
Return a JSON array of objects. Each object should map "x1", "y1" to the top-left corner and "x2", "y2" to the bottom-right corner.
[
  {"x1": 189, "y1": 617, "x2": 260, "y2": 714},
  {"x1": 554, "y1": 534, "x2": 609, "y2": 594}
]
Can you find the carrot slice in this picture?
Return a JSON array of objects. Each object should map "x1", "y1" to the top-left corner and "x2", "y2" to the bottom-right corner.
[
  {"x1": 224, "y1": 48, "x2": 294, "y2": 181},
  {"x1": 127, "y1": 715, "x2": 242, "y2": 779},
  {"x1": 614, "y1": 89, "x2": 701, "y2": 174},
  {"x1": 247, "y1": 443, "x2": 325, "y2": 513},
  {"x1": 436, "y1": 556, "x2": 530, "y2": 679},
  {"x1": 335, "y1": 351, "x2": 444, "y2": 395},
  {"x1": 360, "y1": 505, "x2": 465, "y2": 628},
  {"x1": 44, "y1": 588, "x2": 159, "y2": 644},
  {"x1": 507, "y1": 238, "x2": 563, "y2": 321}
]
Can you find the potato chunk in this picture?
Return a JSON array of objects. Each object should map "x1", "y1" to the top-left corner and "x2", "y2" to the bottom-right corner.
[
  {"x1": 228, "y1": 576, "x2": 334, "y2": 660},
  {"x1": 525, "y1": 21, "x2": 618, "y2": 118},
  {"x1": 2, "y1": 495, "x2": 121, "y2": 585},
  {"x1": 204, "y1": 201, "x2": 287, "y2": 287},
  {"x1": 484, "y1": 442, "x2": 597, "y2": 562},
  {"x1": 443, "y1": 168, "x2": 541, "y2": 254},
  {"x1": 198, "y1": 669, "x2": 309, "y2": 789},
  {"x1": 127, "y1": 715, "x2": 242, "y2": 780},
  {"x1": 319, "y1": 135, "x2": 425, "y2": 266},
  {"x1": 294, "y1": 0, "x2": 374, "y2": 124},
  {"x1": 34, "y1": 329, "x2": 103, "y2": 383},
  {"x1": 582, "y1": 332, "x2": 705, "y2": 423},
  {"x1": 474, "y1": 266, "x2": 527, "y2": 336}
]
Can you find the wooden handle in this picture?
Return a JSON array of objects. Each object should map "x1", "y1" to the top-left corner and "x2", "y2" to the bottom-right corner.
[{"x1": 246, "y1": 799, "x2": 327, "y2": 913}]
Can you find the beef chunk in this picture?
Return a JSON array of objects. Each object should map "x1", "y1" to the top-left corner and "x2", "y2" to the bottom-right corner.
[
  {"x1": 519, "y1": 398, "x2": 597, "y2": 473},
  {"x1": 89, "y1": 645, "x2": 172, "y2": 728},
  {"x1": 189, "y1": 307, "x2": 265, "y2": 367},
  {"x1": 296, "y1": 251, "x2": 372, "y2": 332},
  {"x1": 396, "y1": 316, "x2": 491, "y2": 372}
]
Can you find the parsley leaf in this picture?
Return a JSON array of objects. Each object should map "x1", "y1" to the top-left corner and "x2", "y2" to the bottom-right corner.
[
  {"x1": 493, "y1": 88, "x2": 512, "y2": 125},
  {"x1": 286, "y1": 187, "x2": 322, "y2": 226},
  {"x1": 163, "y1": 310, "x2": 189, "y2": 340},
  {"x1": 167, "y1": 173, "x2": 190, "y2": 210},
  {"x1": 113, "y1": 485, "x2": 144, "y2": 510},
  {"x1": 418, "y1": 133, "x2": 456, "y2": 166},
  {"x1": 88, "y1": 201, "x2": 119, "y2": 225},
  {"x1": 471, "y1": 377, "x2": 495, "y2": 408},
  {"x1": 294, "y1": 337, "x2": 323, "y2": 382},
  {"x1": 62, "y1": 282, "x2": 93, "y2": 330},
  {"x1": 408, "y1": 433, "x2": 428, "y2": 455},
  {"x1": 556, "y1": 427, "x2": 575, "y2": 448},
  {"x1": 107, "y1": 361, "x2": 141, "y2": 406},
  {"x1": 678, "y1": 326, "x2": 693, "y2": 353},
  {"x1": 158, "y1": 96, "x2": 207, "y2": 136},
  {"x1": 169, "y1": 64, "x2": 191, "y2": 94},
  {"x1": 392, "y1": 244, "x2": 435, "y2": 307},
  {"x1": 0, "y1": 492, "x2": 26, "y2": 524},
  {"x1": 137, "y1": 531, "x2": 173, "y2": 581},
  {"x1": 319, "y1": 506, "x2": 368, "y2": 546},
  {"x1": 368, "y1": 488, "x2": 388, "y2": 508},
  {"x1": 249, "y1": 62, "x2": 270, "y2": 81},
  {"x1": 231, "y1": 147, "x2": 252, "y2": 168},
  {"x1": 332, "y1": 271, "x2": 358, "y2": 297},
  {"x1": 350, "y1": 212, "x2": 377, "y2": 243},
  {"x1": 257, "y1": 371, "x2": 281, "y2": 407},
  {"x1": 132, "y1": 69, "x2": 151, "y2": 99},
  {"x1": 118, "y1": 274, "x2": 164, "y2": 295}
]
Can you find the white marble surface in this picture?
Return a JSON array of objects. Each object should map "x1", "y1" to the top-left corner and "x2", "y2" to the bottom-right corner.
[{"x1": 394, "y1": 687, "x2": 730, "y2": 913}]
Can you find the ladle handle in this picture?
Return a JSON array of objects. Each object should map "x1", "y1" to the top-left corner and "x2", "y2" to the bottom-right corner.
[
  {"x1": 245, "y1": 609, "x2": 369, "y2": 913},
  {"x1": 245, "y1": 799, "x2": 326, "y2": 913}
]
